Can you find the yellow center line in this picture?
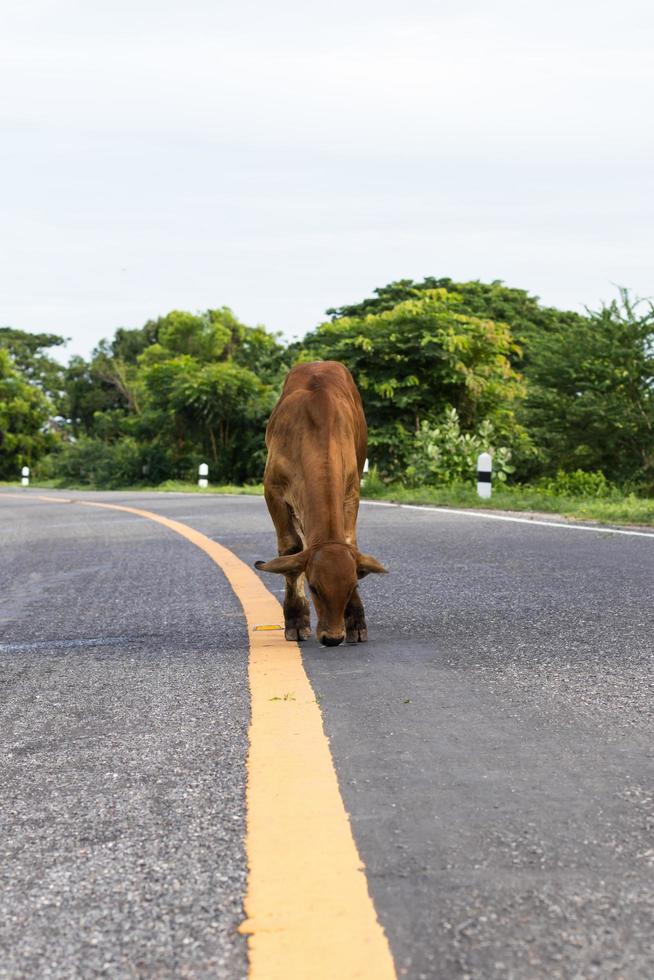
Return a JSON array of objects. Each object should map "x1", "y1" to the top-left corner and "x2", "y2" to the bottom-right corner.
[{"x1": 8, "y1": 493, "x2": 397, "y2": 980}]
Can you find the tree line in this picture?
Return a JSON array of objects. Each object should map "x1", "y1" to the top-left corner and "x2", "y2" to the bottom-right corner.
[{"x1": 1, "y1": 278, "x2": 653, "y2": 493}]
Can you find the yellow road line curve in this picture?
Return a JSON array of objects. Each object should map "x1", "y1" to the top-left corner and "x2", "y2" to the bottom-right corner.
[{"x1": 18, "y1": 494, "x2": 397, "y2": 980}]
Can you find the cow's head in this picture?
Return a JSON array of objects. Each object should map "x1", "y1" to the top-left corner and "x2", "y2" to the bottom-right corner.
[{"x1": 255, "y1": 544, "x2": 387, "y2": 647}]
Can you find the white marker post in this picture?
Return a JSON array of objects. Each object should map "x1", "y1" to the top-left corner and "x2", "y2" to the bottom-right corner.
[
  {"x1": 198, "y1": 462, "x2": 209, "y2": 489},
  {"x1": 361, "y1": 457, "x2": 369, "y2": 486},
  {"x1": 21, "y1": 466, "x2": 30, "y2": 487},
  {"x1": 477, "y1": 452, "x2": 492, "y2": 498}
]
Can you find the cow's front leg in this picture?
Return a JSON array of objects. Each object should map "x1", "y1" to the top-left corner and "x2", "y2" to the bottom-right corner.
[
  {"x1": 345, "y1": 587, "x2": 368, "y2": 643},
  {"x1": 284, "y1": 573, "x2": 311, "y2": 641}
]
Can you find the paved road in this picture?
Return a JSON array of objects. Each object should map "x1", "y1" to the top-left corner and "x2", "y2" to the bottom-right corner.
[{"x1": 1, "y1": 490, "x2": 653, "y2": 979}]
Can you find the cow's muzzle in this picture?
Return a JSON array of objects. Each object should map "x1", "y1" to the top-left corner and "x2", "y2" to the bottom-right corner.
[{"x1": 319, "y1": 632, "x2": 345, "y2": 647}]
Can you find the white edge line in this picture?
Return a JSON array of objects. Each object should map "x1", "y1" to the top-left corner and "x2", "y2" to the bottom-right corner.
[{"x1": 361, "y1": 499, "x2": 654, "y2": 539}]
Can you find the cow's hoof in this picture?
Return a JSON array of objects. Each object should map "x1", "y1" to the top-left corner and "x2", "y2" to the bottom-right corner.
[
  {"x1": 285, "y1": 626, "x2": 312, "y2": 641},
  {"x1": 346, "y1": 627, "x2": 368, "y2": 644}
]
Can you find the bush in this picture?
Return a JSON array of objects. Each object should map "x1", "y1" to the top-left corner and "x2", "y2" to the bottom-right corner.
[
  {"x1": 359, "y1": 465, "x2": 386, "y2": 496},
  {"x1": 405, "y1": 408, "x2": 515, "y2": 486},
  {"x1": 45, "y1": 436, "x2": 146, "y2": 487},
  {"x1": 536, "y1": 469, "x2": 617, "y2": 499},
  {"x1": 300, "y1": 288, "x2": 526, "y2": 478}
]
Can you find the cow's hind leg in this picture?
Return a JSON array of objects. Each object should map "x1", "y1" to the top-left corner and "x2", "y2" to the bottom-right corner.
[
  {"x1": 345, "y1": 588, "x2": 368, "y2": 643},
  {"x1": 263, "y1": 487, "x2": 311, "y2": 641}
]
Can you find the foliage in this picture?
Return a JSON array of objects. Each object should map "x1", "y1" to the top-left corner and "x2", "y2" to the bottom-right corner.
[
  {"x1": 135, "y1": 307, "x2": 287, "y2": 380},
  {"x1": 535, "y1": 469, "x2": 617, "y2": 498},
  {"x1": 326, "y1": 276, "x2": 585, "y2": 360},
  {"x1": 523, "y1": 290, "x2": 654, "y2": 488},
  {"x1": 41, "y1": 436, "x2": 147, "y2": 488},
  {"x1": 0, "y1": 327, "x2": 67, "y2": 402},
  {"x1": 62, "y1": 355, "x2": 129, "y2": 436},
  {"x1": 324, "y1": 278, "x2": 654, "y2": 488},
  {"x1": 138, "y1": 355, "x2": 275, "y2": 480},
  {"x1": 0, "y1": 349, "x2": 55, "y2": 477},
  {"x1": 406, "y1": 408, "x2": 514, "y2": 486},
  {"x1": 5, "y1": 278, "x2": 654, "y2": 497},
  {"x1": 49, "y1": 307, "x2": 289, "y2": 486},
  {"x1": 301, "y1": 288, "x2": 527, "y2": 477}
]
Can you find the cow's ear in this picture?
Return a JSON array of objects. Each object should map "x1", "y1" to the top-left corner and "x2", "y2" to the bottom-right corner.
[
  {"x1": 356, "y1": 553, "x2": 388, "y2": 578},
  {"x1": 255, "y1": 552, "x2": 307, "y2": 576}
]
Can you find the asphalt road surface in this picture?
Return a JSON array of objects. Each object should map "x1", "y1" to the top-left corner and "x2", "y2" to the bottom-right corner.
[{"x1": 1, "y1": 489, "x2": 653, "y2": 979}]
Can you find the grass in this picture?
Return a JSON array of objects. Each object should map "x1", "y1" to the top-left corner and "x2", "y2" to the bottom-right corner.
[
  {"x1": 3, "y1": 478, "x2": 654, "y2": 527},
  {"x1": 361, "y1": 480, "x2": 654, "y2": 527},
  {"x1": 146, "y1": 480, "x2": 265, "y2": 495},
  {"x1": 0, "y1": 478, "x2": 265, "y2": 495}
]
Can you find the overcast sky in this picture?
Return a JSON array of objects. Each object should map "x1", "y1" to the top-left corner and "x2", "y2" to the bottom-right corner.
[{"x1": 1, "y1": 0, "x2": 653, "y2": 361}]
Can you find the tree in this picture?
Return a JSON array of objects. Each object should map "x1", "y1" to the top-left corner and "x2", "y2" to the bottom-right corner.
[
  {"x1": 62, "y1": 353, "x2": 135, "y2": 436},
  {"x1": 0, "y1": 349, "x2": 55, "y2": 478},
  {"x1": 138, "y1": 307, "x2": 289, "y2": 382},
  {"x1": 0, "y1": 327, "x2": 67, "y2": 403},
  {"x1": 55, "y1": 307, "x2": 286, "y2": 486},
  {"x1": 326, "y1": 276, "x2": 586, "y2": 367},
  {"x1": 301, "y1": 288, "x2": 527, "y2": 477},
  {"x1": 524, "y1": 290, "x2": 654, "y2": 487},
  {"x1": 139, "y1": 356, "x2": 273, "y2": 481}
]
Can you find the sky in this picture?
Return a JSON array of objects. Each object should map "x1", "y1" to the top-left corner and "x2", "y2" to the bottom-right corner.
[{"x1": 1, "y1": 0, "x2": 653, "y2": 362}]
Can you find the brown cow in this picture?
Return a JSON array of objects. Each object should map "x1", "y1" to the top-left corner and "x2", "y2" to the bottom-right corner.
[{"x1": 254, "y1": 361, "x2": 387, "y2": 647}]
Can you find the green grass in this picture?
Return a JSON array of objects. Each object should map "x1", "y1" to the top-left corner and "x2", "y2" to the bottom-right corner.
[
  {"x1": 148, "y1": 480, "x2": 265, "y2": 495},
  {"x1": 3, "y1": 478, "x2": 654, "y2": 527},
  {"x1": 361, "y1": 480, "x2": 654, "y2": 527},
  {"x1": 0, "y1": 478, "x2": 265, "y2": 495}
]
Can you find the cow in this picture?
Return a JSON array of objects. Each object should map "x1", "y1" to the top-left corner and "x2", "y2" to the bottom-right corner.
[{"x1": 254, "y1": 361, "x2": 387, "y2": 647}]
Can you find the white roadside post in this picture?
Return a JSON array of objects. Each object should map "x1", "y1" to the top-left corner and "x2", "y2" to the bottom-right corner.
[
  {"x1": 361, "y1": 457, "x2": 369, "y2": 486},
  {"x1": 198, "y1": 462, "x2": 209, "y2": 489},
  {"x1": 476, "y1": 452, "x2": 492, "y2": 499},
  {"x1": 21, "y1": 466, "x2": 30, "y2": 487}
]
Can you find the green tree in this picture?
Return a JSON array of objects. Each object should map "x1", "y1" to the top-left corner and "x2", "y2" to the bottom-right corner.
[
  {"x1": 110, "y1": 322, "x2": 161, "y2": 362},
  {"x1": 55, "y1": 306, "x2": 286, "y2": 486},
  {"x1": 62, "y1": 352, "x2": 136, "y2": 436},
  {"x1": 0, "y1": 327, "x2": 67, "y2": 403},
  {"x1": 139, "y1": 356, "x2": 273, "y2": 481},
  {"x1": 301, "y1": 288, "x2": 527, "y2": 477},
  {"x1": 524, "y1": 290, "x2": 654, "y2": 487},
  {"x1": 231, "y1": 322, "x2": 290, "y2": 382},
  {"x1": 154, "y1": 310, "x2": 231, "y2": 361},
  {"x1": 0, "y1": 349, "x2": 55, "y2": 478},
  {"x1": 326, "y1": 276, "x2": 585, "y2": 361},
  {"x1": 139, "y1": 307, "x2": 288, "y2": 382}
]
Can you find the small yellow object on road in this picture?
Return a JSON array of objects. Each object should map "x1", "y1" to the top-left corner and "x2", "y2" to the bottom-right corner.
[{"x1": 253, "y1": 624, "x2": 283, "y2": 631}]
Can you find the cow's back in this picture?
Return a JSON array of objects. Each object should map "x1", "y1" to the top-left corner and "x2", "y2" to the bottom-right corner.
[{"x1": 265, "y1": 362, "x2": 367, "y2": 475}]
